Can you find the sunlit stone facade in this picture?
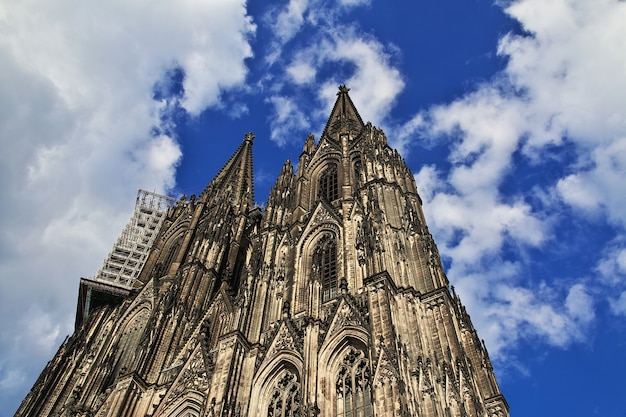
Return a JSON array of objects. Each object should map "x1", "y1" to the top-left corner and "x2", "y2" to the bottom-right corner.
[{"x1": 16, "y1": 87, "x2": 509, "y2": 417}]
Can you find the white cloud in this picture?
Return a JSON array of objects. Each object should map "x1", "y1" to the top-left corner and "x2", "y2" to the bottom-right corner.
[
  {"x1": 413, "y1": 165, "x2": 443, "y2": 203},
  {"x1": 557, "y1": 138, "x2": 626, "y2": 227},
  {"x1": 450, "y1": 265, "x2": 591, "y2": 359},
  {"x1": 0, "y1": 369, "x2": 26, "y2": 394},
  {"x1": 286, "y1": 59, "x2": 317, "y2": 85},
  {"x1": 565, "y1": 284, "x2": 595, "y2": 324},
  {"x1": 405, "y1": 0, "x2": 626, "y2": 361},
  {"x1": 267, "y1": 95, "x2": 311, "y2": 146},
  {"x1": 262, "y1": 0, "x2": 402, "y2": 146},
  {"x1": 269, "y1": 0, "x2": 310, "y2": 43},
  {"x1": 555, "y1": 174, "x2": 603, "y2": 214},
  {"x1": 597, "y1": 245, "x2": 626, "y2": 282},
  {"x1": 338, "y1": 0, "x2": 370, "y2": 6},
  {"x1": 610, "y1": 292, "x2": 626, "y2": 316},
  {"x1": 392, "y1": 113, "x2": 426, "y2": 156},
  {"x1": 264, "y1": 0, "x2": 311, "y2": 65},
  {"x1": 0, "y1": 0, "x2": 254, "y2": 412},
  {"x1": 590, "y1": 241, "x2": 626, "y2": 320},
  {"x1": 268, "y1": 28, "x2": 404, "y2": 145},
  {"x1": 322, "y1": 33, "x2": 404, "y2": 126}
]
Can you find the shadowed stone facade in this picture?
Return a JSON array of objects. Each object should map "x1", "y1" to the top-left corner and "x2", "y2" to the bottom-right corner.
[{"x1": 15, "y1": 87, "x2": 509, "y2": 417}]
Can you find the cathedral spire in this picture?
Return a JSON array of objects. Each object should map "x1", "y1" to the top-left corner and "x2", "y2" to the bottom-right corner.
[
  {"x1": 200, "y1": 132, "x2": 255, "y2": 210},
  {"x1": 16, "y1": 89, "x2": 509, "y2": 417},
  {"x1": 322, "y1": 85, "x2": 365, "y2": 138}
]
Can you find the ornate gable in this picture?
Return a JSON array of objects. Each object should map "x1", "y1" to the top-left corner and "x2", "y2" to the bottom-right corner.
[
  {"x1": 324, "y1": 297, "x2": 368, "y2": 342},
  {"x1": 306, "y1": 134, "x2": 342, "y2": 174},
  {"x1": 298, "y1": 201, "x2": 342, "y2": 250},
  {"x1": 264, "y1": 320, "x2": 303, "y2": 361},
  {"x1": 154, "y1": 345, "x2": 210, "y2": 416},
  {"x1": 373, "y1": 342, "x2": 401, "y2": 386}
]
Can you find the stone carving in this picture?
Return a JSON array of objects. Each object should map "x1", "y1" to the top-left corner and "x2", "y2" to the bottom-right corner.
[
  {"x1": 269, "y1": 324, "x2": 297, "y2": 358},
  {"x1": 165, "y1": 348, "x2": 209, "y2": 406},
  {"x1": 327, "y1": 299, "x2": 364, "y2": 339},
  {"x1": 15, "y1": 87, "x2": 509, "y2": 417}
]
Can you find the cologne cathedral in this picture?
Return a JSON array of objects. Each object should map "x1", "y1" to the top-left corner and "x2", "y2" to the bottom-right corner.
[{"x1": 16, "y1": 87, "x2": 509, "y2": 417}]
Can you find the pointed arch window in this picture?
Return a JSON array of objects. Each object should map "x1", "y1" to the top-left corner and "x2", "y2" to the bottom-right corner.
[
  {"x1": 267, "y1": 370, "x2": 301, "y2": 417},
  {"x1": 162, "y1": 238, "x2": 181, "y2": 275},
  {"x1": 116, "y1": 307, "x2": 150, "y2": 375},
  {"x1": 353, "y1": 157, "x2": 363, "y2": 187},
  {"x1": 336, "y1": 348, "x2": 372, "y2": 417},
  {"x1": 313, "y1": 234, "x2": 338, "y2": 302},
  {"x1": 319, "y1": 163, "x2": 339, "y2": 202}
]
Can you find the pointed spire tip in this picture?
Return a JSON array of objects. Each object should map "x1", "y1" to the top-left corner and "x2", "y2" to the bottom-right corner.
[{"x1": 338, "y1": 85, "x2": 350, "y2": 95}]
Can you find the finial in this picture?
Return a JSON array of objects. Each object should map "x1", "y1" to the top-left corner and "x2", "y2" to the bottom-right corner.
[
  {"x1": 244, "y1": 132, "x2": 255, "y2": 143},
  {"x1": 338, "y1": 85, "x2": 350, "y2": 95}
]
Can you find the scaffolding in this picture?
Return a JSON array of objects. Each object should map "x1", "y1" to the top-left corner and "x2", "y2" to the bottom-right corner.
[{"x1": 93, "y1": 189, "x2": 176, "y2": 288}]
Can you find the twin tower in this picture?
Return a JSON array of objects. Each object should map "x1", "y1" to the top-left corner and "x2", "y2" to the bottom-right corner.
[{"x1": 16, "y1": 87, "x2": 509, "y2": 417}]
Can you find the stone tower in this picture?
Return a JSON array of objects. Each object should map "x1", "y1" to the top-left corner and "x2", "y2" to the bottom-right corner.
[{"x1": 15, "y1": 86, "x2": 509, "y2": 417}]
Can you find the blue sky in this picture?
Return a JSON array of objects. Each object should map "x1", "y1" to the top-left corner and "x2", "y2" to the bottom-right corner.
[{"x1": 1, "y1": 0, "x2": 625, "y2": 415}]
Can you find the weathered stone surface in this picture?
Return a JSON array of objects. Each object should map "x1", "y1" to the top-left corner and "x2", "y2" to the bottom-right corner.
[{"x1": 15, "y1": 86, "x2": 508, "y2": 417}]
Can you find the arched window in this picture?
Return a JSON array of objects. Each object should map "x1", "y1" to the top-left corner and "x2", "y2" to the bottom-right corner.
[
  {"x1": 319, "y1": 164, "x2": 339, "y2": 202},
  {"x1": 353, "y1": 157, "x2": 362, "y2": 186},
  {"x1": 175, "y1": 408, "x2": 199, "y2": 417},
  {"x1": 162, "y1": 238, "x2": 181, "y2": 275},
  {"x1": 313, "y1": 234, "x2": 338, "y2": 302},
  {"x1": 336, "y1": 348, "x2": 372, "y2": 417},
  {"x1": 267, "y1": 370, "x2": 301, "y2": 417},
  {"x1": 117, "y1": 307, "x2": 150, "y2": 374}
]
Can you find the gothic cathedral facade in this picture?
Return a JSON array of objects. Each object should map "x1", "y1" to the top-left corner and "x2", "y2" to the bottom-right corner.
[{"x1": 16, "y1": 87, "x2": 509, "y2": 417}]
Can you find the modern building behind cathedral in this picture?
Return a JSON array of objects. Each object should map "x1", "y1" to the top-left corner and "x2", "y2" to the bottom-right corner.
[{"x1": 15, "y1": 87, "x2": 509, "y2": 417}]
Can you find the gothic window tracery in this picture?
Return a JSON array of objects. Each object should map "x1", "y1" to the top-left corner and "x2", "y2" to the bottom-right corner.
[
  {"x1": 336, "y1": 348, "x2": 372, "y2": 417},
  {"x1": 319, "y1": 163, "x2": 339, "y2": 202},
  {"x1": 267, "y1": 370, "x2": 301, "y2": 417},
  {"x1": 312, "y1": 233, "x2": 338, "y2": 302},
  {"x1": 116, "y1": 307, "x2": 150, "y2": 374}
]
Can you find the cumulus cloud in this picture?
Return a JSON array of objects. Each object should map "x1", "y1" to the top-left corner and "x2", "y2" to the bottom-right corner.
[
  {"x1": 0, "y1": 0, "x2": 254, "y2": 412},
  {"x1": 565, "y1": 284, "x2": 595, "y2": 324},
  {"x1": 266, "y1": 95, "x2": 311, "y2": 146},
  {"x1": 316, "y1": 31, "x2": 404, "y2": 127},
  {"x1": 264, "y1": 0, "x2": 403, "y2": 146},
  {"x1": 286, "y1": 59, "x2": 317, "y2": 85},
  {"x1": 557, "y1": 138, "x2": 626, "y2": 227},
  {"x1": 408, "y1": 0, "x2": 626, "y2": 360},
  {"x1": 610, "y1": 292, "x2": 626, "y2": 316},
  {"x1": 267, "y1": 0, "x2": 310, "y2": 44},
  {"x1": 597, "y1": 243, "x2": 626, "y2": 316},
  {"x1": 597, "y1": 246, "x2": 626, "y2": 282}
]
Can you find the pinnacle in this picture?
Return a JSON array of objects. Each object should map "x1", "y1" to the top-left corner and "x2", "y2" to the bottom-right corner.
[
  {"x1": 199, "y1": 132, "x2": 254, "y2": 207},
  {"x1": 322, "y1": 85, "x2": 365, "y2": 138},
  {"x1": 338, "y1": 84, "x2": 350, "y2": 95}
]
